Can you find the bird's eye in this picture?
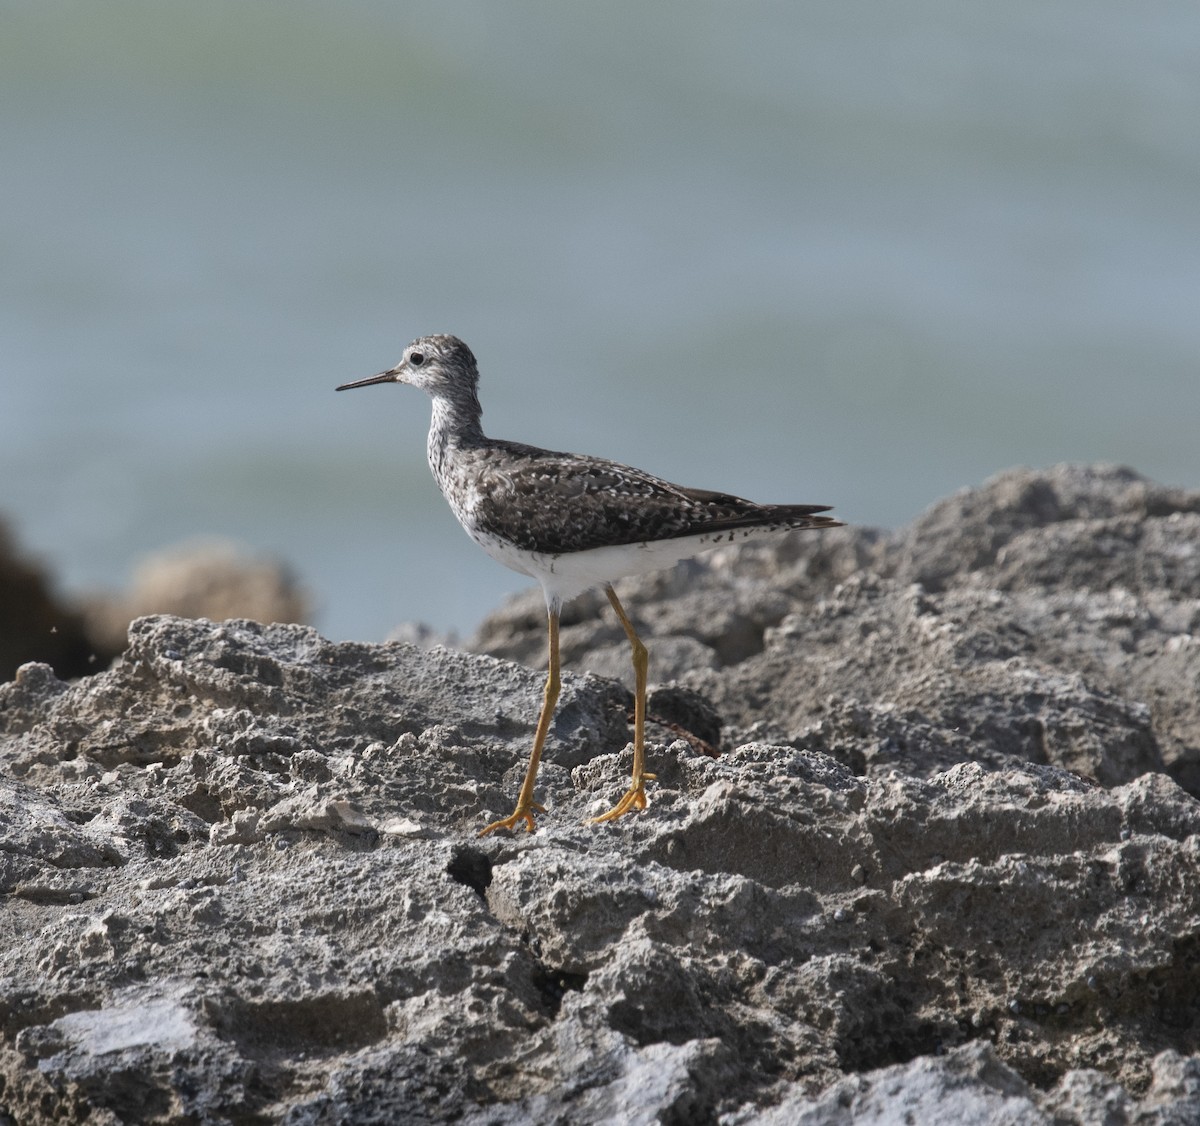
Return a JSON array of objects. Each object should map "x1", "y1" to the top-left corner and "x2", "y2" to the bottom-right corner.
[{"x1": 409, "y1": 351, "x2": 425, "y2": 367}]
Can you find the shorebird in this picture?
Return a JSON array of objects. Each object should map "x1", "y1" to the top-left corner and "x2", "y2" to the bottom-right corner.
[{"x1": 337, "y1": 334, "x2": 841, "y2": 835}]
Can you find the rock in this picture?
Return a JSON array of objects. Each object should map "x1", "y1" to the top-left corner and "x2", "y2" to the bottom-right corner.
[
  {"x1": 739, "y1": 1039, "x2": 1200, "y2": 1125},
  {"x1": 0, "y1": 526, "x2": 311, "y2": 684},
  {"x1": 741, "y1": 1042, "x2": 1048, "y2": 1125},
  {"x1": 0, "y1": 519, "x2": 104, "y2": 682},
  {"x1": 83, "y1": 538, "x2": 310, "y2": 656},
  {"x1": 887, "y1": 463, "x2": 1200, "y2": 594},
  {"x1": 1, "y1": 464, "x2": 1200, "y2": 1123}
]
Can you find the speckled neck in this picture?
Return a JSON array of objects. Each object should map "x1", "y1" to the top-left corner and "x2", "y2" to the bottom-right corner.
[{"x1": 427, "y1": 389, "x2": 485, "y2": 491}]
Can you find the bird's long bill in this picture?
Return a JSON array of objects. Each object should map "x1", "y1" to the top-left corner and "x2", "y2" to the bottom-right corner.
[{"x1": 335, "y1": 370, "x2": 398, "y2": 392}]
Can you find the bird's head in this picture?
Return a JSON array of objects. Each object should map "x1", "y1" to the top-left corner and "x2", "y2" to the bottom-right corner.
[{"x1": 337, "y1": 334, "x2": 478, "y2": 398}]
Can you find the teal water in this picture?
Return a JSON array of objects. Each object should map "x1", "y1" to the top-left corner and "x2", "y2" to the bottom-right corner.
[{"x1": 3, "y1": 2, "x2": 1198, "y2": 640}]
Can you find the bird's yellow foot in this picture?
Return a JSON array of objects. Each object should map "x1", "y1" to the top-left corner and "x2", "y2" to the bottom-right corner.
[
  {"x1": 588, "y1": 773, "x2": 657, "y2": 825},
  {"x1": 478, "y1": 801, "x2": 546, "y2": 837}
]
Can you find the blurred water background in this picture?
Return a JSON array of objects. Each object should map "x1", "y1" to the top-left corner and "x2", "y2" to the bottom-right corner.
[{"x1": 3, "y1": 1, "x2": 1198, "y2": 641}]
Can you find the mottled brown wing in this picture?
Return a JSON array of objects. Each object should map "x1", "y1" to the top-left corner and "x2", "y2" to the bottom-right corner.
[{"x1": 470, "y1": 442, "x2": 836, "y2": 555}]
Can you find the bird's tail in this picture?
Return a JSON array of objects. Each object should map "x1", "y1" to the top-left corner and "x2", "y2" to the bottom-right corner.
[{"x1": 769, "y1": 504, "x2": 844, "y2": 530}]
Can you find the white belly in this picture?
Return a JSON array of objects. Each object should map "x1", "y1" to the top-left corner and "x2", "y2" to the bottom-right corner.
[{"x1": 467, "y1": 524, "x2": 795, "y2": 610}]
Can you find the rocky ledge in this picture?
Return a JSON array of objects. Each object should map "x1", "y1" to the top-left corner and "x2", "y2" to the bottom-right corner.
[{"x1": 2, "y1": 463, "x2": 1200, "y2": 1124}]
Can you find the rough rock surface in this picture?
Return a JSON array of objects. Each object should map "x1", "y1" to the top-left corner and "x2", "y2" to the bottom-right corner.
[{"x1": 2, "y1": 463, "x2": 1200, "y2": 1124}]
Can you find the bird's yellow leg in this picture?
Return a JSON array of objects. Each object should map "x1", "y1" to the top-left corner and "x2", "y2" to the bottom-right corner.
[
  {"x1": 479, "y1": 608, "x2": 559, "y2": 835},
  {"x1": 590, "y1": 585, "x2": 656, "y2": 824}
]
